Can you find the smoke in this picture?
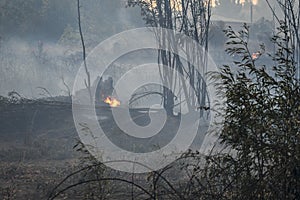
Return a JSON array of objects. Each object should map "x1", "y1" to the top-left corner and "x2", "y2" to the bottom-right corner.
[
  {"x1": 212, "y1": 0, "x2": 278, "y2": 22},
  {"x1": 0, "y1": 0, "x2": 279, "y2": 99},
  {"x1": 0, "y1": 37, "x2": 79, "y2": 98},
  {"x1": 0, "y1": 0, "x2": 145, "y2": 99}
]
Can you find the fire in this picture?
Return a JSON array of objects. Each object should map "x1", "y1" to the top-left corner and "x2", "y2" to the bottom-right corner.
[
  {"x1": 252, "y1": 0, "x2": 258, "y2": 5},
  {"x1": 104, "y1": 96, "x2": 120, "y2": 107},
  {"x1": 252, "y1": 52, "x2": 261, "y2": 60}
]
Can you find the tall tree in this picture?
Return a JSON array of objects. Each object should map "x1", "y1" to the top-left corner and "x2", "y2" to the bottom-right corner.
[
  {"x1": 77, "y1": 0, "x2": 92, "y2": 104},
  {"x1": 128, "y1": 0, "x2": 212, "y2": 116}
]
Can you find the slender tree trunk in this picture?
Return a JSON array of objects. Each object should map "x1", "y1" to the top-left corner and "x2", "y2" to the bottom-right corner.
[{"x1": 77, "y1": 0, "x2": 92, "y2": 104}]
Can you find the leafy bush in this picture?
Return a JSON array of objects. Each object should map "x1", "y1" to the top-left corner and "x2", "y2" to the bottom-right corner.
[{"x1": 201, "y1": 23, "x2": 300, "y2": 199}]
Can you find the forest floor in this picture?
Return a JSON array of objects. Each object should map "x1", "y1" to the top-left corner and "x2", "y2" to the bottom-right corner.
[
  {"x1": 0, "y1": 99, "x2": 207, "y2": 199},
  {"x1": 0, "y1": 159, "x2": 79, "y2": 200},
  {"x1": 0, "y1": 101, "x2": 82, "y2": 199}
]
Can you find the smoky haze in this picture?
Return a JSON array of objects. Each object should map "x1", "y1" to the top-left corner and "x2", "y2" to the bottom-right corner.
[
  {"x1": 0, "y1": 0, "x2": 144, "y2": 98},
  {"x1": 211, "y1": 0, "x2": 278, "y2": 22},
  {"x1": 0, "y1": 0, "x2": 278, "y2": 98}
]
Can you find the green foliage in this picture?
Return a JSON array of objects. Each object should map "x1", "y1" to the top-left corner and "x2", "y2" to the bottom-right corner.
[{"x1": 202, "y1": 23, "x2": 300, "y2": 199}]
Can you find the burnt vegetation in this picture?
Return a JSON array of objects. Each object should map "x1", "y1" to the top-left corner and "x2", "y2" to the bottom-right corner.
[{"x1": 0, "y1": 0, "x2": 300, "y2": 199}]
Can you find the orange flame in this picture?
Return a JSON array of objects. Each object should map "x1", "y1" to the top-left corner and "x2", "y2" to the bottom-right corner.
[
  {"x1": 252, "y1": 52, "x2": 260, "y2": 60},
  {"x1": 104, "y1": 96, "x2": 120, "y2": 107}
]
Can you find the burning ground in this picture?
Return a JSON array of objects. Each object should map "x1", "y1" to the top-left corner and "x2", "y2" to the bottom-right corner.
[{"x1": 0, "y1": 95, "x2": 209, "y2": 199}]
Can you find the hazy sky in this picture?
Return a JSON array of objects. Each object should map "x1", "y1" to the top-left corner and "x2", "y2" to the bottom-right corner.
[
  {"x1": 212, "y1": 0, "x2": 279, "y2": 22},
  {"x1": 0, "y1": 0, "x2": 286, "y2": 97}
]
